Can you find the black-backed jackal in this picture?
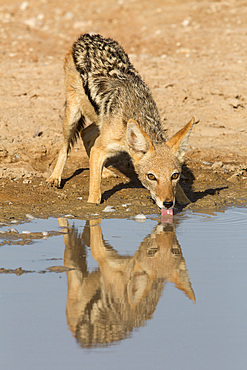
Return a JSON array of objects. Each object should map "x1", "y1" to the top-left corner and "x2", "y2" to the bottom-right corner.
[{"x1": 47, "y1": 34, "x2": 195, "y2": 212}]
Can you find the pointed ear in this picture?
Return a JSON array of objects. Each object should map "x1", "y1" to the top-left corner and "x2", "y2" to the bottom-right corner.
[
  {"x1": 126, "y1": 119, "x2": 154, "y2": 160},
  {"x1": 166, "y1": 117, "x2": 195, "y2": 162}
]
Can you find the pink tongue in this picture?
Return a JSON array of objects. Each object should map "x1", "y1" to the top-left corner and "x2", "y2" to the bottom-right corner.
[
  {"x1": 161, "y1": 208, "x2": 173, "y2": 216},
  {"x1": 161, "y1": 208, "x2": 173, "y2": 223}
]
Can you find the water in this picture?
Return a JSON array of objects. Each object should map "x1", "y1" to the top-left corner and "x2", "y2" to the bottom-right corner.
[{"x1": 0, "y1": 208, "x2": 247, "y2": 370}]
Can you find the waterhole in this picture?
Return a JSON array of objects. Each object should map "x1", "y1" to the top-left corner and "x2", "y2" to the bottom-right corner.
[{"x1": 0, "y1": 208, "x2": 246, "y2": 370}]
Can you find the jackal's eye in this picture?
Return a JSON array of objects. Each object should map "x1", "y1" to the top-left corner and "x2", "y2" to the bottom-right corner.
[
  {"x1": 147, "y1": 247, "x2": 158, "y2": 257},
  {"x1": 147, "y1": 173, "x2": 157, "y2": 181},
  {"x1": 171, "y1": 172, "x2": 180, "y2": 180}
]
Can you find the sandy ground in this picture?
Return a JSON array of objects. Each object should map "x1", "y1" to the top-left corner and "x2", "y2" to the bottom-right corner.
[{"x1": 0, "y1": 0, "x2": 247, "y2": 222}]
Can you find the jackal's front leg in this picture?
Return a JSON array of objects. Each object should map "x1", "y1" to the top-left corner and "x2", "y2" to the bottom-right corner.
[
  {"x1": 88, "y1": 142, "x2": 106, "y2": 204},
  {"x1": 47, "y1": 90, "x2": 82, "y2": 187},
  {"x1": 81, "y1": 123, "x2": 117, "y2": 180}
]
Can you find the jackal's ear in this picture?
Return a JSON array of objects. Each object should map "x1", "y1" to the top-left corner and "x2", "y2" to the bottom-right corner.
[
  {"x1": 126, "y1": 119, "x2": 153, "y2": 159},
  {"x1": 166, "y1": 117, "x2": 195, "y2": 162}
]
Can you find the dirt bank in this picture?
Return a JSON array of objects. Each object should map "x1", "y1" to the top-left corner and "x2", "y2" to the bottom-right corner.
[{"x1": 0, "y1": 0, "x2": 246, "y2": 222}]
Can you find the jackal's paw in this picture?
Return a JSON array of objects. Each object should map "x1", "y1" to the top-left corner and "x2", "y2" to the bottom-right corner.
[
  {"x1": 101, "y1": 167, "x2": 118, "y2": 179},
  {"x1": 46, "y1": 175, "x2": 61, "y2": 188},
  {"x1": 87, "y1": 193, "x2": 102, "y2": 204}
]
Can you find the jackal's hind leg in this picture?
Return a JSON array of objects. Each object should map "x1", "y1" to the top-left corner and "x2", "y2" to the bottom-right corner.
[
  {"x1": 47, "y1": 141, "x2": 70, "y2": 188},
  {"x1": 176, "y1": 183, "x2": 191, "y2": 205},
  {"x1": 47, "y1": 100, "x2": 83, "y2": 188}
]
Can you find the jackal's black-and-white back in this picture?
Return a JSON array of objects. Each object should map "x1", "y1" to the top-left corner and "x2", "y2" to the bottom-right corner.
[
  {"x1": 72, "y1": 33, "x2": 139, "y2": 79},
  {"x1": 72, "y1": 33, "x2": 165, "y2": 143}
]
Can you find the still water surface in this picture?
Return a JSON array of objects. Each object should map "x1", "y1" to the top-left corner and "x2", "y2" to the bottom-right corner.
[{"x1": 0, "y1": 208, "x2": 246, "y2": 370}]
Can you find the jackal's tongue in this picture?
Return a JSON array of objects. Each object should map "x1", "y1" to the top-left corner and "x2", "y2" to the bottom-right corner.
[
  {"x1": 161, "y1": 208, "x2": 173, "y2": 223},
  {"x1": 161, "y1": 208, "x2": 173, "y2": 216}
]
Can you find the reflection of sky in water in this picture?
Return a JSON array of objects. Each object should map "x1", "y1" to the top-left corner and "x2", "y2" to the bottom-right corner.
[{"x1": 0, "y1": 208, "x2": 247, "y2": 370}]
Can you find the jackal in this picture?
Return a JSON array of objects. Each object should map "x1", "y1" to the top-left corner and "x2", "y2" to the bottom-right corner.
[{"x1": 47, "y1": 33, "x2": 195, "y2": 210}]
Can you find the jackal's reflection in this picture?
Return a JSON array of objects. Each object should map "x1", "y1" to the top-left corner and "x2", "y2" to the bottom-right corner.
[{"x1": 59, "y1": 218, "x2": 195, "y2": 348}]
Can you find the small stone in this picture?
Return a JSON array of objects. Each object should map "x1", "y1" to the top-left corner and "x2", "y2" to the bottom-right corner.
[
  {"x1": 24, "y1": 18, "x2": 38, "y2": 28},
  {"x1": 19, "y1": 1, "x2": 29, "y2": 11},
  {"x1": 103, "y1": 206, "x2": 116, "y2": 212},
  {"x1": 134, "y1": 213, "x2": 147, "y2": 222},
  {"x1": 211, "y1": 161, "x2": 223, "y2": 170},
  {"x1": 228, "y1": 99, "x2": 244, "y2": 109},
  {"x1": 182, "y1": 18, "x2": 191, "y2": 27},
  {"x1": 26, "y1": 214, "x2": 35, "y2": 220},
  {"x1": 223, "y1": 164, "x2": 236, "y2": 172},
  {"x1": 9, "y1": 228, "x2": 18, "y2": 233}
]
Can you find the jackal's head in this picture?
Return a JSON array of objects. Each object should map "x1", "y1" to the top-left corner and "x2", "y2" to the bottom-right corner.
[{"x1": 126, "y1": 117, "x2": 195, "y2": 210}]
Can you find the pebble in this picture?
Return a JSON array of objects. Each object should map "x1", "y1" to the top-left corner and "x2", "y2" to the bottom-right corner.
[
  {"x1": 19, "y1": 1, "x2": 29, "y2": 11},
  {"x1": 211, "y1": 161, "x2": 223, "y2": 170},
  {"x1": 26, "y1": 214, "x2": 35, "y2": 220},
  {"x1": 23, "y1": 17, "x2": 42, "y2": 29},
  {"x1": 182, "y1": 18, "x2": 191, "y2": 27},
  {"x1": 103, "y1": 206, "x2": 116, "y2": 212},
  {"x1": 134, "y1": 213, "x2": 147, "y2": 222},
  {"x1": 9, "y1": 228, "x2": 18, "y2": 233},
  {"x1": 223, "y1": 164, "x2": 236, "y2": 172},
  {"x1": 228, "y1": 99, "x2": 244, "y2": 109}
]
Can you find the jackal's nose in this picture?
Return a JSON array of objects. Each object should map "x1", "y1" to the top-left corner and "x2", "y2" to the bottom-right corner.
[{"x1": 163, "y1": 200, "x2": 173, "y2": 209}]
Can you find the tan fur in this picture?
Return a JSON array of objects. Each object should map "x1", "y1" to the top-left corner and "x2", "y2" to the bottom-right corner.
[{"x1": 47, "y1": 34, "x2": 195, "y2": 209}]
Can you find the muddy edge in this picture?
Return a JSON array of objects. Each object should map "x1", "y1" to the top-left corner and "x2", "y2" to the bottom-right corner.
[{"x1": 1, "y1": 151, "x2": 247, "y2": 223}]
